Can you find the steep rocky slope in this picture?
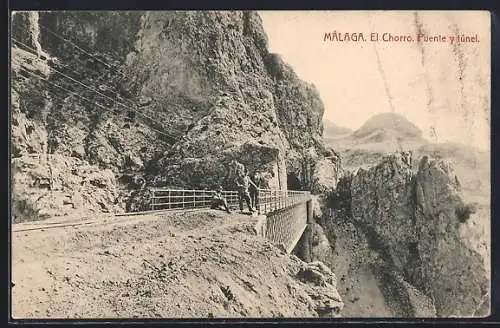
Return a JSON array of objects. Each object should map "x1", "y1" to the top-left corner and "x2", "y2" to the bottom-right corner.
[
  {"x1": 122, "y1": 11, "x2": 331, "y2": 191},
  {"x1": 11, "y1": 11, "x2": 339, "y2": 221},
  {"x1": 310, "y1": 219, "x2": 437, "y2": 317},
  {"x1": 12, "y1": 210, "x2": 343, "y2": 318},
  {"x1": 313, "y1": 154, "x2": 489, "y2": 317},
  {"x1": 11, "y1": 47, "x2": 126, "y2": 221},
  {"x1": 324, "y1": 112, "x2": 490, "y2": 288}
]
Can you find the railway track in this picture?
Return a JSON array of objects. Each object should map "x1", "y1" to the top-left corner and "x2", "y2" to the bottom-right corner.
[{"x1": 11, "y1": 208, "x2": 204, "y2": 233}]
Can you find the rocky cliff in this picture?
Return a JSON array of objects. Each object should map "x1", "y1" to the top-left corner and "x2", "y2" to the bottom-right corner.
[
  {"x1": 11, "y1": 11, "x2": 339, "y2": 221},
  {"x1": 314, "y1": 153, "x2": 489, "y2": 317}
]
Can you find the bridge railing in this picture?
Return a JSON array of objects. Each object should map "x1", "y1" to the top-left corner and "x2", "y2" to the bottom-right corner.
[
  {"x1": 149, "y1": 188, "x2": 311, "y2": 213},
  {"x1": 149, "y1": 189, "x2": 237, "y2": 211},
  {"x1": 257, "y1": 189, "x2": 311, "y2": 214}
]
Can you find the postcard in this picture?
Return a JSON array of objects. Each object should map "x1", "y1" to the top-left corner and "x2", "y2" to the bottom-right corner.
[{"x1": 10, "y1": 10, "x2": 490, "y2": 319}]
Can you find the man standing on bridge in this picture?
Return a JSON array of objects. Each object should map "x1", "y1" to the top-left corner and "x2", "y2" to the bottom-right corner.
[
  {"x1": 235, "y1": 169, "x2": 257, "y2": 214},
  {"x1": 210, "y1": 186, "x2": 231, "y2": 214},
  {"x1": 249, "y1": 171, "x2": 262, "y2": 212},
  {"x1": 230, "y1": 159, "x2": 245, "y2": 178}
]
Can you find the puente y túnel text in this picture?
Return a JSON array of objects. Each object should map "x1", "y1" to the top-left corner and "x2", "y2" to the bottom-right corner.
[{"x1": 149, "y1": 188, "x2": 314, "y2": 258}]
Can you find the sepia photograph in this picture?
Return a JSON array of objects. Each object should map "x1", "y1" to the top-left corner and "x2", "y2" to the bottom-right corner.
[{"x1": 9, "y1": 10, "x2": 490, "y2": 319}]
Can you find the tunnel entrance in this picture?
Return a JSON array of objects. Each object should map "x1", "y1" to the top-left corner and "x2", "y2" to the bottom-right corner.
[{"x1": 287, "y1": 173, "x2": 302, "y2": 191}]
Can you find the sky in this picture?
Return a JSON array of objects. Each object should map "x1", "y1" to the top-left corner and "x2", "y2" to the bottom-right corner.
[{"x1": 258, "y1": 11, "x2": 490, "y2": 150}]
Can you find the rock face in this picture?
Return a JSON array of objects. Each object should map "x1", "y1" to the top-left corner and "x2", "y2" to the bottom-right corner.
[
  {"x1": 296, "y1": 261, "x2": 344, "y2": 317},
  {"x1": 11, "y1": 11, "x2": 339, "y2": 220},
  {"x1": 12, "y1": 154, "x2": 121, "y2": 222},
  {"x1": 410, "y1": 157, "x2": 488, "y2": 317},
  {"x1": 323, "y1": 153, "x2": 488, "y2": 317},
  {"x1": 123, "y1": 11, "x2": 329, "y2": 190},
  {"x1": 11, "y1": 48, "x2": 125, "y2": 221},
  {"x1": 310, "y1": 150, "x2": 343, "y2": 193}
]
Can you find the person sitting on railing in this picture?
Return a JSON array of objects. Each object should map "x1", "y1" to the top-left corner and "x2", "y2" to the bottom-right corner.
[
  {"x1": 210, "y1": 186, "x2": 231, "y2": 214},
  {"x1": 235, "y1": 169, "x2": 257, "y2": 214}
]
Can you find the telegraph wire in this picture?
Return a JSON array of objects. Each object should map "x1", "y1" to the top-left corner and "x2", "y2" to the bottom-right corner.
[
  {"x1": 12, "y1": 38, "x2": 178, "y2": 140},
  {"x1": 11, "y1": 23, "x2": 191, "y2": 144},
  {"x1": 38, "y1": 24, "x2": 125, "y2": 74},
  {"x1": 12, "y1": 38, "x2": 137, "y2": 109},
  {"x1": 11, "y1": 24, "x2": 149, "y2": 121},
  {"x1": 11, "y1": 24, "x2": 125, "y2": 87},
  {"x1": 15, "y1": 66, "x2": 177, "y2": 140}
]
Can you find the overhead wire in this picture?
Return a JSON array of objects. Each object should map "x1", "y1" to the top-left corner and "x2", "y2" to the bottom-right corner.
[
  {"x1": 11, "y1": 20, "x2": 204, "y2": 146},
  {"x1": 11, "y1": 24, "x2": 188, "y2": 141},
  {"x1": 14, "y1": 39, "x2": 156, "y2": 119},
  {"x1": 15, "y1": 65, "x2": 177, "y2": 140},
  {"x1": 17, "y1": 66, "x2": 116, "y2": 112},
  {"x1": 12, "y1": 37, "x2": 136, "y2": 108},
  {"x1": 11, "y1": 24, "x2": 124, "y2": 88},
  {"x1": 38, "y1": 23, "x2": 125, "y2": 75},
  {"x1": 11, "y1": 37, "x2": 178, "y2": 141},
  {"x1": 11, "y1": 23, "x2": 185, "y2": 140},
  {"x1": 12, "y1": 21, "x2": 131, "y2": 98}
]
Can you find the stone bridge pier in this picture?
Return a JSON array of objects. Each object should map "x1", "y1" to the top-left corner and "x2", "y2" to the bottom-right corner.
[
  {"x1": 292, "y1": 199, "x2": 314, "y2": 262},
  {"x1": 254, "y1": 199, "x2": 314, "y2": 262}
]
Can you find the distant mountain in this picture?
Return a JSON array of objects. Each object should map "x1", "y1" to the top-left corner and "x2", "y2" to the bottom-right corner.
[
  {"x1": 327, "y1": 112, "x2": 428, "y2": 153},
  {"x1": 324, "y1": 112, "x2": 489, "y2": 206},
  {"x1": 352, "y1": 112, "x2": 424, "y2": 143},
  {"x1": 323, "y1": 119, "x2": 352, "y2": 136}
]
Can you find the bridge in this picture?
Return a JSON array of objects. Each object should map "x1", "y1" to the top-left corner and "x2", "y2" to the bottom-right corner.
[{"x1": 149, "y1": 188, "x2": 313, "y2": 256}]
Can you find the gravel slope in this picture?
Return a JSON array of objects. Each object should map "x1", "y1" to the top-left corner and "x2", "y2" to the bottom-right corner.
[{"x1": 11, "y1": 210, "x2": 342, "y2": 319}]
